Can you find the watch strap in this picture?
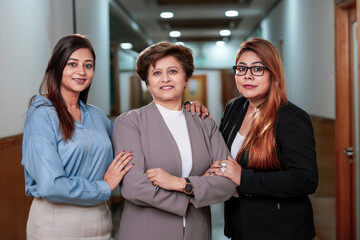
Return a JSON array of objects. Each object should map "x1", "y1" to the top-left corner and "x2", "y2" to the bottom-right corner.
[{"x1": 184, "y1": 177, "x2": 194, "y2": 195}]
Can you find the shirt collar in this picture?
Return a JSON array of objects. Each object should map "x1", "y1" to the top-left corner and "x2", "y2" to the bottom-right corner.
[{"x1": 79, "y1": 100, "x2": 89, "y2": 124}]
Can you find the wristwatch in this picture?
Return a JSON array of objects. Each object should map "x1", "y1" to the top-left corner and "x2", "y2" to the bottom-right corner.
[{"x1": 184, "y1": 177, "x2": 194, "y2": 195}]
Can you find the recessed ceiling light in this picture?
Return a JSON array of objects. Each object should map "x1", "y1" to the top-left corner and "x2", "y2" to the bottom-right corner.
[
  {"x1": 169, "y1": 31, "x2": 181, "y2": 38},
  {"x1": 225, "y1": 10, "x2": 239, "y2": 17},
  {"x1": 120, "y1": 43, "x2": 133, "y2": 50},
  {"x1": 216, "y1": 41, "x2": 225, "y2": 47},
  {"x1": 219, "y1": 29, "x2": 231, "y2": 36},
  {"x1": 160, "y1": 12, "x2": 174, "y2": 19}
]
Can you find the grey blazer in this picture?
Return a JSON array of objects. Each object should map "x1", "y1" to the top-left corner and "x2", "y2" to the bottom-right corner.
[{"x1": 112, "y1": 102, "x2": 236, "y2": 240}]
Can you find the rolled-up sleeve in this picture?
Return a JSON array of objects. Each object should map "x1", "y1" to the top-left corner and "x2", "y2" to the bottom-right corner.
[{"x1": 188, "y1": 118, "x2": 236, "y2": 208}]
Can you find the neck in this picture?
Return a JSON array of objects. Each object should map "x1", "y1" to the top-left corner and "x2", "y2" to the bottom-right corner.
[
  {"x1": 60, "y1": 89, "x2": 80, "y2": 110},
  {"x1": 154, "y1": 100, "x2": 182, "y2": 111},
  {"x1": 248, "y1": 102, "x2": 258, "y2": 112},
  {"x1": 248, "y1": 98, "x2": 265, "y2": 110}
]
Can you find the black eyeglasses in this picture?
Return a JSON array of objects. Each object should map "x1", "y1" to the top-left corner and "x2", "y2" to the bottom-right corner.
[{"x1": 232, "y1": 66, "x2": 268, "y2": 76}]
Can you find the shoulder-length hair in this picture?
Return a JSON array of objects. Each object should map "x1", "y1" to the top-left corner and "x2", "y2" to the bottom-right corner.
[
  {"x1": 136, "y1": 41, "x2": 194, "y2": 85},
  {"x1": 38, "y1": 34, "x2": 96, "y2": 141},
  {"x1": 236, "y1": 38, "x2": 288, "y2": 171}
]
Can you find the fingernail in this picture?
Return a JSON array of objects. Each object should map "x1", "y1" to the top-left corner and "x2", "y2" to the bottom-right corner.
[
  {"x1": 131, "y1": 163, "x2": 135, "y2": 166},
  {"x1": 129, "y1": 151, "x2": 133, "y2": 153},
  {"x1": 122, "y1": 150, "x2": 125, "y2": 152},
  {"x1": 130, "y1": 154, "x2": 133, "y2": 157}
]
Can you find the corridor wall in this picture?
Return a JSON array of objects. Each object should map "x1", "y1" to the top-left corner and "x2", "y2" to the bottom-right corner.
[
  {"x1": 0, "y1": 0, "x2": 111, "y2": 139},
  {"x1": 76, "y1": 0, "x2": 110, "y2": 114},
  {"x1": 0, "y1": 0, "x2": 73, "y2": 138},
  {"x1": 260, "y1": 0, "x2": 335, "y2": 119}
]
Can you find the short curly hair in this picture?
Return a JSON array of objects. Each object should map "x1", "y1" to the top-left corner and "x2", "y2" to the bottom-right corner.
[{"x1": 136, "y1": 42, "x2": 194, "y2": 85}]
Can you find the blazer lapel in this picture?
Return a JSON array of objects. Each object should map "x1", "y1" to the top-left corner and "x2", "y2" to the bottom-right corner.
[
  {"x1": 149, "y1": 102, "x2": 183, "y2": 177},
  {"x1": 227, "y1": 99, "x2": 248, "y2": 148}
]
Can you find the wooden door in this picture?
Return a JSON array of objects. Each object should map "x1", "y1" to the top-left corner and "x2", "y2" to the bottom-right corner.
[
  {"x1": 334, "y1": 1, "x2": 358, "y2": 239},
  {"x1": 221, "y1": 69, "x2": 238, "y2": 106},
  {"x1": 183, "y1": 75, "x2": 207, "y2": 107}
]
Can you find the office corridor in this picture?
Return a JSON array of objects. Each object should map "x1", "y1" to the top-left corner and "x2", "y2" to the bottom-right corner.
[{"x1": 0, "y1": 0, "x2": 358, "y2": 239}]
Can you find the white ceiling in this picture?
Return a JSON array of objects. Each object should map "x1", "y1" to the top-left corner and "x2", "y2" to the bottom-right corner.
[{"x1": 109, "y1": 0, "x2": 280, "y2": 52}]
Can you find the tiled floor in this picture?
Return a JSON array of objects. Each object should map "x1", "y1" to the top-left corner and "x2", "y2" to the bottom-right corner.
[{"x1": 210, "y1": 203, "x2": 229, "y2": 240}]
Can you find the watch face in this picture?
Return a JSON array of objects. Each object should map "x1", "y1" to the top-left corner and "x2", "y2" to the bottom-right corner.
[{"x1": 185, "y1": 183, "x2": 193, "y2": 194}]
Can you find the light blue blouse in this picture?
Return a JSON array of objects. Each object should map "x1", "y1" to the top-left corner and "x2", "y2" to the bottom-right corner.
[{"x1": 21, "y1": 95, "x2": 113, "y2": 206}]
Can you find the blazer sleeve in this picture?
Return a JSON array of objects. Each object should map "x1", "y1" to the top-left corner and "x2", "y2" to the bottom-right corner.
[
  {"x1": 112, "y1": 113, "x2": 189, "y2": 217},
  {"x1": 188, "y1": 118, "x2": 236, "y2": 208},
  {"x1": 238, "y1": 107, "x2": 318, "y2": 198}
]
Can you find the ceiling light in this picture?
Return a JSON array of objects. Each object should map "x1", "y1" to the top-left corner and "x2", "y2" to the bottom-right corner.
[
  {"x1": 175, "y1": 42, "x2": 184, "y2": 46},
  {"x1": 225, "y1": 10, "x2": 239, "y2": 17},
  {"x1": 160, "y1": 12, "x2": 174, "y2": 19},
  {"x1": 219, "y1": 29, "x2": 231, "y2": 36},
  {"x1": 169, "y1": 31, "x2": 181, "y2": 38},
  {"x1": 216, "y1": 41, "x2": 225, "y2": 47},
  {"x1": 120, "y1": 43, "x2": 133, "y2": 50}
]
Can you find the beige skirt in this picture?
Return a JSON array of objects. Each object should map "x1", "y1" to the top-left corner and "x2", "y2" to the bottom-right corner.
[{"x1": 27, "y1": 198, "x2": 112, "y2": 240}]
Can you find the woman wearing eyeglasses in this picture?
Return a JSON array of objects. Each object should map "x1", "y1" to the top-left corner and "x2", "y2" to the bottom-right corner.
[{"x1": 189, "y1": 38, "x2": 318, "y2": 239}]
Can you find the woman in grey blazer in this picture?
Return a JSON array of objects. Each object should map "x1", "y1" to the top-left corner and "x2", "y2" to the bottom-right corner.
[{"x1": 112, "y1": 42, "x2": 236, "y2": 240}]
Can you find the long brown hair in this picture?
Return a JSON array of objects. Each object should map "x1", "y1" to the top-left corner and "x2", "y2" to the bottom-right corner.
[
  {"x1": 236, "y1": 38, "x2": 288, "y2": 171},
  {"x1": 37, "y1": 34, "x2": 96, "y2": 141}
]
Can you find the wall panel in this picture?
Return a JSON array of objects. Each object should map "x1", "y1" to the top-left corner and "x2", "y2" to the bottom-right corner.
[{"x1": 0, "y1": 135, "x2": 32, "y2": 240}]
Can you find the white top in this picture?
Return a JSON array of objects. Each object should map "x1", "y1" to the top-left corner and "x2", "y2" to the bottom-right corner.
[
  {"x1": 231, "y1": 132, "x2": 245, "y2": 159},
  {"x1": 156, "y1": 104, "x2": 192, "y2": 177},
  {"x1": 231, "y1": 132, "x2": 245, "y2": 198},
  {"x1": 156, "y1": 104, "x2": 192, "y2": 227}
]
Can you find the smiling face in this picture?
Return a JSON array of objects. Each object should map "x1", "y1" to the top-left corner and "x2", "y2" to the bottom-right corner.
[
  {"x1": 235, "y1": 50, "x2": 270, "y2": 106},
  {"x1": 147, "y1": 55, "x2": 188, "y2": 110},
  {"x1": 60, "y1": 48, "x2": 94, "y2": 98}
]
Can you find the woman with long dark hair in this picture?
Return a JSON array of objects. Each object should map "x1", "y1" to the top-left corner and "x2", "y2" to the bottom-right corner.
[{"x1": 22, "y1": 34, "x2": 133, "y2": 239}]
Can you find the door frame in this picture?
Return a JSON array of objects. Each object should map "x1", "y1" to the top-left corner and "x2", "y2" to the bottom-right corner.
[{"x1": 334, "y1": 1, "x2": 358, "y2": 239}]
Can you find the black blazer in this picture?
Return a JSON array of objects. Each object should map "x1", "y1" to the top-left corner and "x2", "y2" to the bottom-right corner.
[{"x1": 219, "y1": 97, "x2": 318, "y2": 240}]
